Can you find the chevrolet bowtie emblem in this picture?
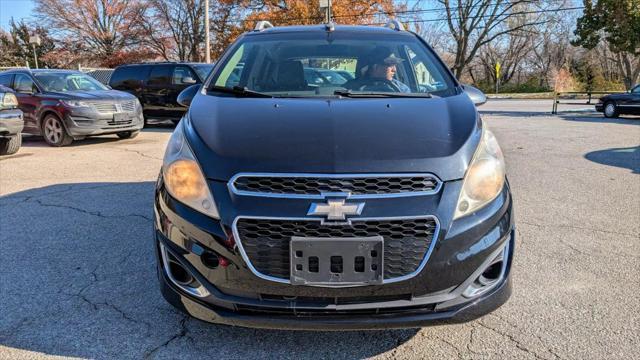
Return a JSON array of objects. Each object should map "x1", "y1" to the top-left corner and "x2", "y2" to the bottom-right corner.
[{"x1": 307, "y1": 199, "x2": 364, "y2": 221}]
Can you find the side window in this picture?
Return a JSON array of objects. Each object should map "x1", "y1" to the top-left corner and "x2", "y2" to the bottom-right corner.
[
  {"x1": 0, "y1": 74, "x2": 13, "y2": 87},
  {"x1": 632, "y1": 86, "x2": 640, "y2": 94},
  {"x1": 172, "y1": 66, "x2": 197, "y2": 85},
  {"x1": 110, "y1": 66, "x2": 149, "y2": 89},
  {"x1": 405, "y1": 46, "x2": 444, "y2": 92},
  {"x1": 14, "y1": 74, "x2": 37, "y2": 93},
  {"x1": 148, "y1": 66, "x2": 172, "y2": 86}
]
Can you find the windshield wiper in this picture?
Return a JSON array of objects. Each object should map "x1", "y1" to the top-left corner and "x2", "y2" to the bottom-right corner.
[
  {"x1": 334, "y1": 90, "x2": 432, "y2": 98},
  {"x1": 209, "y1": 85, "x2": 273, "y2": 98}
]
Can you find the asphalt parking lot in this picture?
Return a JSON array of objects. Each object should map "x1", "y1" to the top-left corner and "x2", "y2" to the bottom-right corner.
[{"x1": 0, "y1": 99, "x2": 638, "y2": 359}]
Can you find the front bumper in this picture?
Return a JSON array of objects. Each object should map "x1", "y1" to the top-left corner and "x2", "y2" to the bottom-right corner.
[
  {"x1": 64, "y1": 111, "x2": 144, "y2": 137},
  {"x1": 0, "y1": 109, "x2": 24, "y2": 137},
  {"x1": 153, "y1": 176, "x2": 515, "y2": 330},
  {"x1": 595, "y1": 103, "x2": 604, "y2": 112}
]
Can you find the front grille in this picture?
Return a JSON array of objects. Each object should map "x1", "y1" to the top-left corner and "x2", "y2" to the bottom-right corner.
[
  {"x1": 236, "y1": 303, "x2": 436, "y2": 316},
  {"x1": 86, "y1": 100, "x2": 137, "y2": 114},
  {"x1": 87, "y1": 101, "x2": 117, "y2": 113},
  {"x1": 120, "y1": 100, "x2": 136, "y2": 112},
  {"x1": 235, "y1": 218, "x2": 438, "y2": 281},
  {"x1": 232, "y1": 174, "x2": 440, "y2": 197},
  {"x1": 106, "y1": 119, "x2": 133, "y2": 126}
]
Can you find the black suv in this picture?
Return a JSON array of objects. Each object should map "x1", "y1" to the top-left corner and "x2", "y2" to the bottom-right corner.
[
  {"x1": 154, "y1": 22, "x2": 514, "y2": 330},
  {"x1": 109, "y1": 62, "x2": 214, "y2": 123}
]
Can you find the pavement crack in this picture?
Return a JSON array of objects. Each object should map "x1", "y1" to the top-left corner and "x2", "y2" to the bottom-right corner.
[
  {"x1": 519, "y1": 220, "x2": 637, "y2": 237},
  {"x1": 118, "y1": 147, "x2": 163, "y2": 161},
  {"x1": 437, "y1": 336, "x2": 464, "y2": 359},
  {"x1": 466, "y1": 326, "x2": 484, "y2": 357},
  {"x1": 143, "y1": 315, "x2": 190, "y2": 359},
  {"x1": 33, "y1": 199, "x2": 152, "y2": 222},
  {"x1": 477, "y1": 321, "x2": 559, "y2": 360}
]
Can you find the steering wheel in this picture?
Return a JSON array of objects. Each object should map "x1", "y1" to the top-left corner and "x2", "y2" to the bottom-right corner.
[{"x1": 353, "y1": 78, "x2": 402, "y2": 92}]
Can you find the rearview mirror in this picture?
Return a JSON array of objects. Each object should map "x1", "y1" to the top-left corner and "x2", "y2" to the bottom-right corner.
[
  {"x1": 462, "y1": 84, "x2": 487, "y2": 107},
  {"x1": 177, "y1": 84, "x2": 201, "y2": 107}
]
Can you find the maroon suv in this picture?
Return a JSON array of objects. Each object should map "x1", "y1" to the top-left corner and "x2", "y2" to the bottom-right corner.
[{"x1": 0, "y1": 69, "x2": 143, "y2": 146}]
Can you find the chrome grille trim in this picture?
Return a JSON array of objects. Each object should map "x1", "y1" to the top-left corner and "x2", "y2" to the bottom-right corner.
[
  {"x1": 232, "y1": 215, "x2": 440, "y2": 287},
  {"x1": 228, "y1": 173, "x2": 443, "y2": 199},
  {"x1": 86, "y1": 100, "x2": 137, "y2": 114}
]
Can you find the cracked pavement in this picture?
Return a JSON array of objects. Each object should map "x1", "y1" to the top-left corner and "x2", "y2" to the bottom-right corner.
[{"x1": 1, "y1": 103, "x2": 639, "y2": 359}]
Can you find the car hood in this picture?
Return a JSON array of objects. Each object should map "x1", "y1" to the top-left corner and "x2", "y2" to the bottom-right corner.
[
  {"x1": 46, "y1": 90, "x2": 136, "y2": 101},
  {"x1": 187, "y1": 92, "x2": 481, "y2": 182}
]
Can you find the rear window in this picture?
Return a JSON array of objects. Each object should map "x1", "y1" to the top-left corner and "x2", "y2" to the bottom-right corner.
[
  {"x1": 110, "y1": 65, "x2": 150, "y2": 89},
  {"x1": 148, "y1": 66, "x2": 172, "y2": 86}
]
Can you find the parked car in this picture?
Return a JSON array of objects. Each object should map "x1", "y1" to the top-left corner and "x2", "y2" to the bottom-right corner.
[
  {"x1": 109, "y1": 62, "x2": 214, "y2": 124},
  {"x1": 0, "y1": 69, "x2": 143, "y2": 147},
  {"x1": 153, "y1": 21, "x2": 514, "y2": 330},
  {"x1": 596, "y1": 84, "x2": 640, "y2": 118},
  {"x1": 304, "y1": 67, "x2": 349, "y2": 86},
  {"x1": 0, "y1": 85, "x2": 23, "y2": 155}
]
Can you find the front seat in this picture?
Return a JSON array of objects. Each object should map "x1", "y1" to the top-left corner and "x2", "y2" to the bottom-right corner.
[{"x1": 274, "y1": 60, "x2": 307, "y2": 91}]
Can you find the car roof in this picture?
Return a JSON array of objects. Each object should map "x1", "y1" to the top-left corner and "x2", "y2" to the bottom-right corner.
[
  {"x1": 1, "y1": 69, "x2": 81, "y2": 74},
  {"x1": 117, "y1": 62, "x2": 212, "y2": 67}
]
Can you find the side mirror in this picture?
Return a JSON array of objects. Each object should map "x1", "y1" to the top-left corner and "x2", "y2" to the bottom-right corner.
[
  {"x1": 182, "y1": 77, "x2": 197, "y2": 85},
  {"x1": 462, "y1": 84, "x2": 487, "y2": 107},
  {"x1": 177, "y1": 84, "x2": 201, "y2": 107}
]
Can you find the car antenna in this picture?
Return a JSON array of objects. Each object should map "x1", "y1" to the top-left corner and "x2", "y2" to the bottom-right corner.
[{"x1": 320, "y1": 0, "x2": 334, "y2": 31}]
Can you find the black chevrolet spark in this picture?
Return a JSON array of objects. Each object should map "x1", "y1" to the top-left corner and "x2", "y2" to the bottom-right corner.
[{"x1": 154, "y1": 21, "x2": 514, "y2": 330}]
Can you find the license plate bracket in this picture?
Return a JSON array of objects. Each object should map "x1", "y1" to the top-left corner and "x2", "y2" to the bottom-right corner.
[
  {"x1": 290, "y1": 236, "x2": 383, "y2": 286},
  {"x1": 112, "y1": 113, "x2": 132, "y2": 123}
]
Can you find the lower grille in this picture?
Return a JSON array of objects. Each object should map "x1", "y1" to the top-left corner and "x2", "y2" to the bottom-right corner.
[{"x1": 235, "y1": 217, "x2": 438, "y2": 282}]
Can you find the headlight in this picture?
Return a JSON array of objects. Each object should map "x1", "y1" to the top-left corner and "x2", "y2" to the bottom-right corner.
[
  {"x1": 61, "y1": 99, "x2": 91, "y2": 108},
  {"x1": 0, "y1": 92, "x2": 18, "y2": 109},
  {"x1": 162, "y1": 118, "x2": 219, "y2": 219},
  {"x1": 453, "y1": 127, "x2": 506, "y2": 219}
]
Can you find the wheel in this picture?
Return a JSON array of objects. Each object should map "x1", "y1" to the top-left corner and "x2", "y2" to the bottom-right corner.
[
  {"x1": 42, "y1": 114, "x2": 73, "y2": 146},
  {"x1": 0, "y1": 133, "x2": 21, "y2": 155},
  {"x1": 603, "y1": 102, "x2": 619, "y2": 118},
  {"x1": 116, "y1": 130, "x2": 140, "y2": 139}
]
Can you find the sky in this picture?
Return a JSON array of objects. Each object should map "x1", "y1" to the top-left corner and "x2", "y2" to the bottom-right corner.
[{"x1": 0, "y1": 0, "x2": 35, "y2": 30}]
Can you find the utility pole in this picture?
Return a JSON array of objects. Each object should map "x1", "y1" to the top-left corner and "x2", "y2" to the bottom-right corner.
[
  {"x1": 319, "y1": 0, "x2": 332, "y2": 23},
  {"x1": 204, "y1": 0, "x2": 210, "y2": 63},
  {"x1": 29, "y1": 34, "x2": 41, "y2": 69}
]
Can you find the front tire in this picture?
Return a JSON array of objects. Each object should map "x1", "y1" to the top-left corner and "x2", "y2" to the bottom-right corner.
[
  {"x1": 117, "y1": 130, "x2": 140, "y2": 139},
  {"x1": 42, "y1": 114, "x2": 73, "y2": 147},
  {"x1": 603, "y1": 102, "x2": 619, "y2": 118},
  {"x1": 0, "y1": 133, "x2": 21, "y2": 155}
]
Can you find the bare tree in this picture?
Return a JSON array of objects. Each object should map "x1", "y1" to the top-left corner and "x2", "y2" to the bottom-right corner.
[
  {"x1": 437, "y1": 0, "x2": 552, "y2": 78},
  {"x1": 34, "y1": 0, "x2": 148, "y2": 64},
  {"x1": 144, "y1": 0, "x2": 206, "y2": 62}
]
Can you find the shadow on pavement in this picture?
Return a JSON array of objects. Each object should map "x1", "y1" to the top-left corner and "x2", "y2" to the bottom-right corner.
[
  {"x1": 0, "y1": 183, "x2": 417, "y2": 359},
  {"x1": 585, "y1": 146, "x2": 640, "y2": 174}
]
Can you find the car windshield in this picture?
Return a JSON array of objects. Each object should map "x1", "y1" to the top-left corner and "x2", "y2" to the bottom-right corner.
[
  {"x1": 34, "y1": 72, "x2": 108, "y2": 92},
  {"x1": 209, "y1": 30, "x2": 455, "y2": 98},
  {"x1": 191, "y1": 64, "x2": 215, "y2": 81}
]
